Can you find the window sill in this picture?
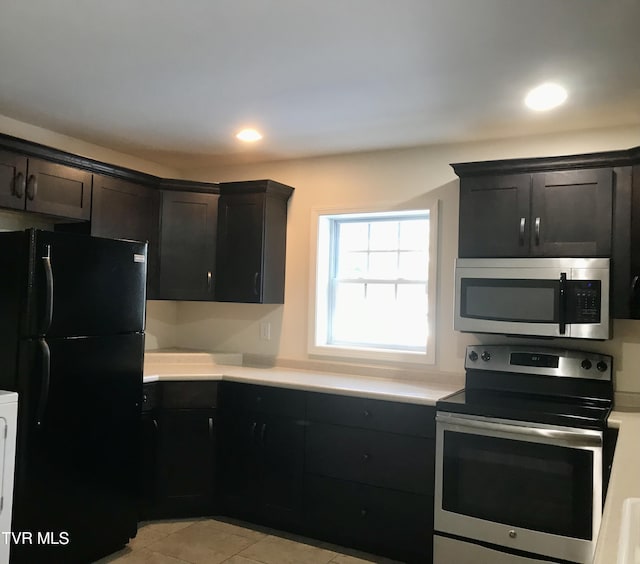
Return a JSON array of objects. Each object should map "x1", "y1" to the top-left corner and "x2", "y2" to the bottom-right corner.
[{"x1": 308, "y1": 343, "x2": 435, "y2": 366}]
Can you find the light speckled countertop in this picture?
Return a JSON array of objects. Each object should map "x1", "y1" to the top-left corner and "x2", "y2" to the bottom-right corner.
[
  {"x1": 143, "y1": 351, "x2": 464, "y2": 406},
  {"x1": 594, "y1": 410, "x2": 640, "y2": 564}
]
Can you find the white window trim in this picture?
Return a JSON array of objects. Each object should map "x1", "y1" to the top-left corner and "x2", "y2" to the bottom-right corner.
[{"x1": 308, "y1": 201, "x2": 439, "y2": 365}]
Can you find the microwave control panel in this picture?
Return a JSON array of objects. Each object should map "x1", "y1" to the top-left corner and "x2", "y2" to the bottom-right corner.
[{"x1": 566, "y1": 280, "x2": 601, "y2": 323}]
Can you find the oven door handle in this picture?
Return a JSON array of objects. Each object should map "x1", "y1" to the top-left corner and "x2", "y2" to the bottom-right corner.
[{"x1": 436, "y1": 413, "x2": 603, "y2": 448}]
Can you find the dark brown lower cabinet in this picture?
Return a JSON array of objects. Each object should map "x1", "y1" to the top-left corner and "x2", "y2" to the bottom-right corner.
[
  {"x1": 154, "y1": 408, "x2": 216, "y2": 518},
  {"x1": 217, "y1": 383, "x2": 306, "y2": 530},
  {"x1": 140, "y1": 381, "x2": 436, "y2": 562},
  {"x1": 139, "y1": 382, "x2": 217, "y2": 519},
  {"x1": 303, "y1": 393, "x2": 436, "y2": 564},
  {"x1": 306, "y1": 474, "x2": 433, "y2": 563}
]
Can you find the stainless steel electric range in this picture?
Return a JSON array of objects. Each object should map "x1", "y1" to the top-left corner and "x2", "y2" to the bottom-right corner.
[{"x1": 434, "y1": 345, "x2": 615, "y2": 564}]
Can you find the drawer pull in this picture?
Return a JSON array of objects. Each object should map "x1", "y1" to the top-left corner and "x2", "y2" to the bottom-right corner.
[
  {"x1": 360, "y1": 508, "x2": 368, "y2": 517},
  {"x1": 363, "y1": 410, "x2": 370, "y2": 418},
  {"x1": 362, "y1": 453, "x2": 370, "y2": 462},
  {"x1": 256, "y1": 395, "x2": 262, "y2": 403}
]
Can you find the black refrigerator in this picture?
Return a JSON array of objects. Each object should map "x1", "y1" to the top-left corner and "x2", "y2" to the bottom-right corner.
[{"x1": 0, "y1": 229, "x2": 147, "y2": 563}]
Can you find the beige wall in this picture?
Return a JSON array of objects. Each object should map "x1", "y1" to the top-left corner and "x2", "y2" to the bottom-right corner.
[
  {"x1": 175, "y1": 125, "x2": 640, "y2": 393},
  {"x1": 2, "y1": 113, "x2": 640, "y2": 392}
]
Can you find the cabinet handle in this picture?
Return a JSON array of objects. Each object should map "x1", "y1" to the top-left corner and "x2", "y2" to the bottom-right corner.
[
  {"x1": 207, "y1": 271, "x2": 213, "y2": 292},
  {"x1": 208, "y1": 417, "x2": 214, "y2": 439},
  {"x1": 152, "y1": 418, "x2": 159, "y2": 433},
  {"x1": 519, "y1": 217, "x2": 526, "y2": 246},
  {"x1": 260, "y1": 422, "x2": 267, "y2": 444},
  {"x1": 26, "y1": 174, "x2": 37, "y2": 201},
  {"x1": 361, "y1": 453, "x2": 370, "y2": 462},
  {"x1": 13, "y1": 172, "x2": 25, "y2": 198},
  {"x1": 253, "y1": 272, "x2": 259, "y2": 296},
  {"x1": 360, "y1": 508, "x2": 368, "y2": 518},
  {"x1": 362, "y1": 410, "x2": 370, "y2": 418},
  {"x1": 250, "y1": 421, "x2": 257, "y2": 439},
  {"x1": 535, "y1": 217, "x2": 541, "y2": 245}
]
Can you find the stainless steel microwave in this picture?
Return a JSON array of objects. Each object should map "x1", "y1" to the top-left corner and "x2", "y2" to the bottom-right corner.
[{"x1": 454, "y1": 258, "x2": 610, "y2": 340}]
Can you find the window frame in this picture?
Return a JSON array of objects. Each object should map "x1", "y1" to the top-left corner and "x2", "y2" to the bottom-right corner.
[{"x1": 308, "y1": 201, "x2": 439, "y2": 365}]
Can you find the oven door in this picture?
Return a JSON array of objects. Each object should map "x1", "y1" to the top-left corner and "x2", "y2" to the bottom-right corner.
[{"x1": 434, "y1": 412, "x2": 603, "y2": 564}]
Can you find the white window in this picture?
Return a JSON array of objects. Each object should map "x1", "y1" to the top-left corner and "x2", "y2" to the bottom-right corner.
[{"x1": 309, "y1": 203, "x2": 438, "y2": 364}]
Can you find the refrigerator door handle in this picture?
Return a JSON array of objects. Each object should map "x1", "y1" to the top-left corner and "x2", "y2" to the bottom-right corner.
[
  {"x1": 42, "y1": 244, "x2": 54, "y2": 333},
  {"x1": 36, "y1": 338, "x2": 51, "y2": 427}
]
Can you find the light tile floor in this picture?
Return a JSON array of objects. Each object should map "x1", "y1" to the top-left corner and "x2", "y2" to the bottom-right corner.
[{"x1": 95, "y1": 518, "x2": 403, "y2": 564}]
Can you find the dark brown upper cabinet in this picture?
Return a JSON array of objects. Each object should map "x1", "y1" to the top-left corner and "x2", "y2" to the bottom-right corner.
[
  {"x1": 0, "y1": 150, "x2": 92, "y2": 221},
  {"x1": 90, "y1": 175, "x2": 159, "y2": 297},
  {"x1": 453, "y1": 147, "x2": 640, "y2": 319},
  {"x1": 458, "y1": 168, "x2": 613, "y2": 258},
  {"x1": 156, "y1": 189, "x2": 219, "y2": 301},
  {"x1": 215, "y1": 180, "x2": 294, "y2": 304},
  {"x1": 0, "y1": 150, "x2": 28, "y2": 211}
]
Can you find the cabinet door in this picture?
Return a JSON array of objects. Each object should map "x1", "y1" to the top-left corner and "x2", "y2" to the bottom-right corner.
[
  {"x1": 155, "y1": 409, "x2": 215, "y2": 517},
  {"x1": 24, "y1": 158, "x2": 92, "y2": 220},
  {"x1": 91, "y1": 175, "x2": 159, "y2": 296},
  {"x1": 138, "y1": 411, "x2": 159, "y2": 519},
  {"x1": 0, "y1": 150, "x2": 27, "y2": 210},
  {"x1": 458, "y1": 174, "x2": 531, "y2": 257},
  {"x1": 531, "y1": 169, "x2": 613, "y2": 257},
  {"x1": 157, "y1": 190, "x2": 218, "y2": 300},
  {"x1": 260, "y1": 414, "x2": 305, "y2": 528},
  {"x1": 216, "y1": 193, "x2": 265, "y2": 302},
  {"x1": 217, "y1": 411, "x2": 262, "y2": 518}
]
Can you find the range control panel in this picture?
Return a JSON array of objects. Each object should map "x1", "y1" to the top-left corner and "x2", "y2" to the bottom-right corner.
[{"x1": 465, "y1": 344, "x2": 612, "y2": 381}]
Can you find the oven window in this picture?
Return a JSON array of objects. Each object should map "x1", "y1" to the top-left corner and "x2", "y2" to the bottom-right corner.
[
  {"x1": 460, "y1": 279, "x2": 559, "y2": 323},
  {"x1": 442, "y1": 431, "x2": 593, "y2": 539}
]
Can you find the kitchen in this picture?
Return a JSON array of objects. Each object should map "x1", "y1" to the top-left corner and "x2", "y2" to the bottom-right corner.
[{"x1": 1, "y1": 1, "x2": 640, "y2": 563}]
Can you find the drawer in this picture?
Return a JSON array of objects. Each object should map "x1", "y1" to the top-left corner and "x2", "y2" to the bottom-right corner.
[
  {"x1": 220, "y1": 382, "x2": 305, "y2": 418},
  {"x1": 159, "y1": 381, "x2": 219, "y2": 409},
  {"x1": 305, "y1": 474, "x2": 433, "y2": 563},
  {"x1": 142, "y1": 382, "x2": 159, "y2": 412},
  {"x1": 306, "y1": 392, "x2": 435, "y2": 438},
  {"x1": 306, "y1": 423, "x2": 434, "y2": 494}
]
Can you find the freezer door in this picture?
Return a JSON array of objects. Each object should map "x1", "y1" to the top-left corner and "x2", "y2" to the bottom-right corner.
[
  {"x1": 12, "y1": 333, "x2": 143, "y2": 563},
  {"x1": 24, "y1": 229, "x2": 147, "y2": 337}
]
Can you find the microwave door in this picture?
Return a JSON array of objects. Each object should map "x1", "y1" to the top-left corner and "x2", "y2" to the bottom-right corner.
[{"x1": 455, "y1": 268, "x2": 563, "y2": 338}]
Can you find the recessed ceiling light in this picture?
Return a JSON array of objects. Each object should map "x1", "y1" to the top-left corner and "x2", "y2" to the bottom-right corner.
[
  {"x1": 524, "y1": 83, "x2": 568, "y2": 111},
  {"x1": 236, "y1": 128, "x2": 263, "y2": 142}
]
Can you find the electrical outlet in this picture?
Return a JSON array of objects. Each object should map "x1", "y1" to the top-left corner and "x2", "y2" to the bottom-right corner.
[{"x1": 259, "y1": 322, "x2": 271, "y2": 341}]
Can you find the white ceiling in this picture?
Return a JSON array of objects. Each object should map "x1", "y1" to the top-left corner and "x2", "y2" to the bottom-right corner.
[{"x1": 0, "y1": 1, "x2": 639, "y2": 169}]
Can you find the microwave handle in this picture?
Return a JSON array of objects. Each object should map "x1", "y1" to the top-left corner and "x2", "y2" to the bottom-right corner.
[{"x1": 559, "y1": 272, "x2": 567, "y2": 335}]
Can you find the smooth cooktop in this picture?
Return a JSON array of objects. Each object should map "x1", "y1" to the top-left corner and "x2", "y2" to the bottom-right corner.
[{"x1": 437, "y1": 389, "x2": 612, "y2": 430}]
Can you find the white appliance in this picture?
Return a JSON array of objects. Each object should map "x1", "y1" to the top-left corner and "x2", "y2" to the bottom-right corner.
[{"x1": 0, "y1": 391, "x2": 18, "y2": 564}]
